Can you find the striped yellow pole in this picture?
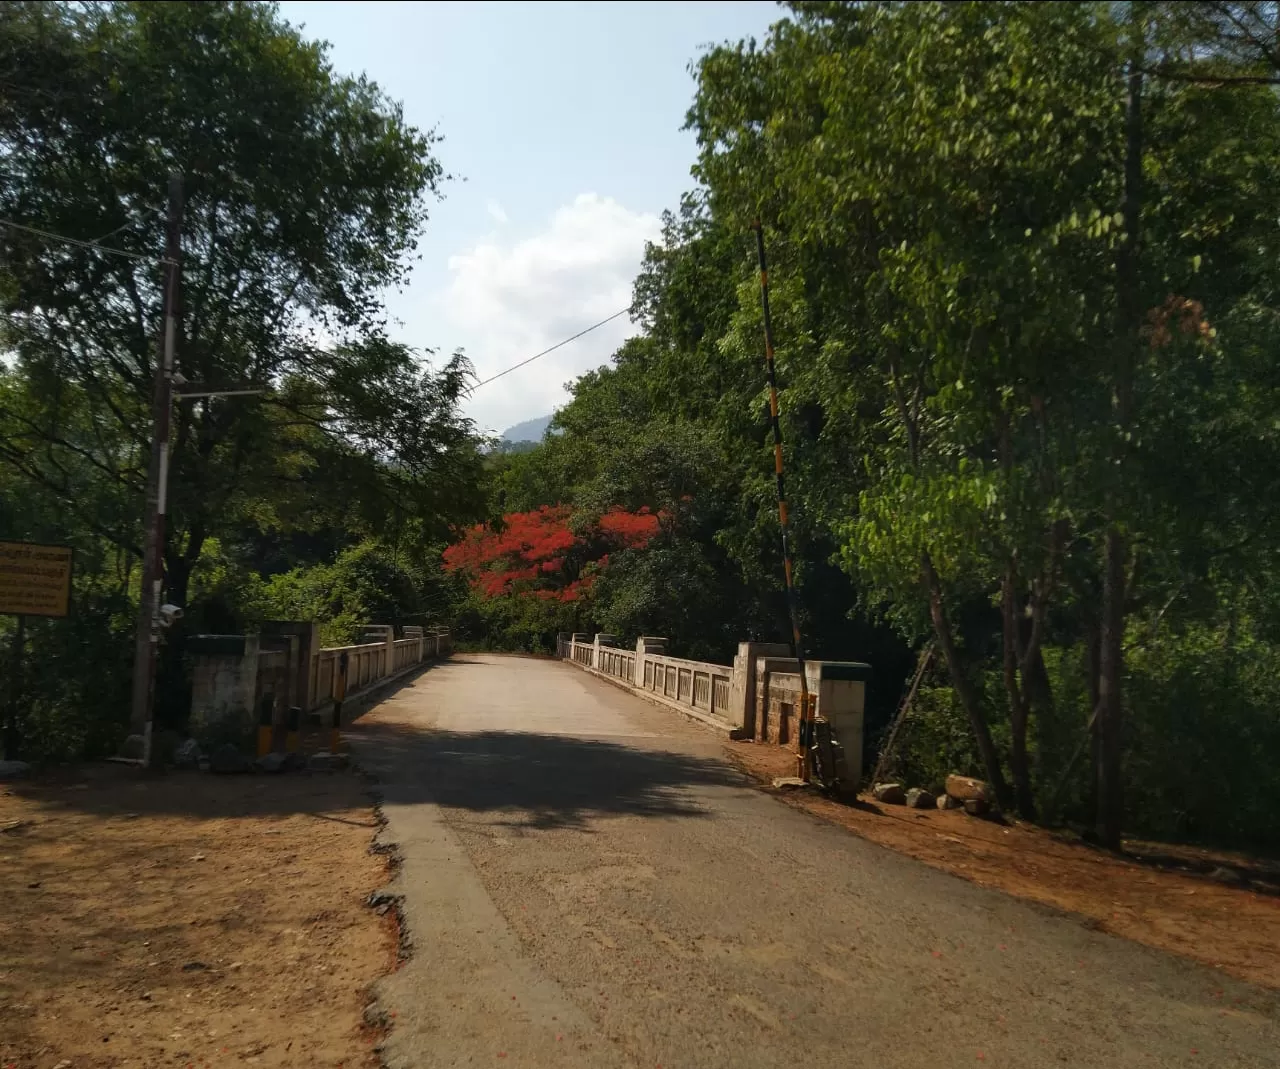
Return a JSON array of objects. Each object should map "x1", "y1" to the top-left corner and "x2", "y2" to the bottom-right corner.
[{"x1": 752, "y1": 221, "x2": 816, "y2": 781}]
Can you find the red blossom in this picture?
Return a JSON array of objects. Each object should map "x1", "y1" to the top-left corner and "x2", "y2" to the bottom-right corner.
[
  {"x1": 598, "y1": 508, "x2": 661, "y2": 546},
  {"x1": 444, "y1": 504, "x2": 659, "y2": 605}
]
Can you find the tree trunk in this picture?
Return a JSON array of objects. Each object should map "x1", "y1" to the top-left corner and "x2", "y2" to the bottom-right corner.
[
  {"x1": 1097, "y1": 529, "x2": 1127, "y2": 848},
  {"x1": 1001, "y1": 569, "x2": 1037, "y2": 820},
  {"x1": 1095, "y1": 28, "x2": 1145, "y2": 850},
  {"x1": 923, "y1": 552, "x2": 1012, "y2": 810},
  {"x1": 4, "y1": 615, "x2": 25, "y2": 760},
  {"x1": 1084, "y1": 614, "x2": 1102, "y2": 833},
  {"x1": 1026, "y1": 643, "x2": 1056, "y2": 775}
]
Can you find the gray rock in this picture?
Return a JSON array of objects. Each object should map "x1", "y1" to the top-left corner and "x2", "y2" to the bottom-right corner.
[
  {"x1": 120, "y1": 734, "x2": 146, "y2": 760},
  {"x1": 0, "y1": 759, "x2": 32, "y2": 781},
  {"x1": 174, "y1": 738, "x2": 202, "y2": 769},
  {"x1": 283, "y1": 751, "x2": 307, "y2": 772},
  {"x1": 154, "y1": 729, "x2": 183, "y2": 764},
  {"x1": 208, "y1": 743, "x2": 250, "y2": 774},
  {"x1": 255, "y1": 751, "x2": 287, "y2": 773},
  {"x1": 936, "y1": 793, "x2": 963, "y2": 810},
  {"x1": 318, "y1": 750, "x2": 348, "y2": 771},
  {"x1": 905, "y1": 787, "x2": 936, "y2": 809},
  {"x1": 308, "y1": 750, "x2": 339, "y2": 772},
  {"x1": 872, "y1": 782, "x2": 906, "y2": 805},
  {"x1": 963, "y1": 798, "x2": 991, "y2": 817},
  {"x1": 1209, "y1": 866, "x2": 1246, "y2": 887}
]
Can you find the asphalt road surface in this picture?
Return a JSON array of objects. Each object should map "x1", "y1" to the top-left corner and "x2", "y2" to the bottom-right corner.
[{"x1": 350, "y1": 655, "x2": 1279, "y2": 1069}]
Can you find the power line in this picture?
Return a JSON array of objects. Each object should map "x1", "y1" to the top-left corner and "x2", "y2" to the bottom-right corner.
[
  {"x1": 2, "y1": 218, "x2": 629, "y2": 386},
  {"x1": 469, "y1": 307, "x2": 630, "y2": 391},
  {"x1": 0, "y1": 217, "x2": 171, "y2": 265}
]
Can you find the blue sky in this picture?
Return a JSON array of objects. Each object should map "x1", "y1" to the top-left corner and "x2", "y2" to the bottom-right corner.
[{"x1": 277, "y1": 0, "x2": 780, "y2": 434}]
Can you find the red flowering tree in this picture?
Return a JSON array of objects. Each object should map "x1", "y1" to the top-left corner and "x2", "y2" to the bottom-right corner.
[{"x1": 443, "y1": 504, "x2": 661, "y2": 607}]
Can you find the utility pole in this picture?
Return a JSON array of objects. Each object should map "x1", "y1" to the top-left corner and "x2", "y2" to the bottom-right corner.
[
  {"x1": 752, "y1": 221, "x2": 814, "y2": 782},
  {"x1": 129, "y1": 173, "x2": 183, "y2": 765}
]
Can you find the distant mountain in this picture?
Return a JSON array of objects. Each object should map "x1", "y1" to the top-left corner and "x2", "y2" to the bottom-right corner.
[{"x1": 500, "y1": 414, "x2": 553, "y2": 444}]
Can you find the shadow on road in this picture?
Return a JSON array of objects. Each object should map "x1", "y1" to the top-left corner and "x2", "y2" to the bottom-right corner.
[
  {"x1": 354, "y1": 721, "x2": 742, "y2": 831},
  {"x1": 6, "y1": 658, "x2": 741, "y2": 829}
]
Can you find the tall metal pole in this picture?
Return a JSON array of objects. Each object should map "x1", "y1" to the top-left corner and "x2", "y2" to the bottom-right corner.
[
  {"x1": 752, "y1": 221, "x2": 814, "y2": 782},
  {"x1": 129, "y1": 173, "x2": 182, "y2": 766}
]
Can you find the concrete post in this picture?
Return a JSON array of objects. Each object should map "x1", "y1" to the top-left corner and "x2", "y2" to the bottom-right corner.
[
  {"x1": 729, "y1": 642, "x2": 791, "y2": 738},
  {"x1": 592, "y1": 633, "x2": 618, "y2": 669},
  {"x1": 359, "y1": 624, "x2": 395, "y2": 682},
  {"x1": 810, "y1": 662, "x2": 870, "y2": 792},
  {"x1": 635, "y1": 636, "x2": 666, "y2": 690},
  {"x1": 188, "y1": 633, "x2": 260, "y2": 746}
]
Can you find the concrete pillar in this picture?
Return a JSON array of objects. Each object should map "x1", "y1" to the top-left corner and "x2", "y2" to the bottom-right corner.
[
  {"x1": 592, "y1": 633, "x2": 619, "y2": 669},
  {"x1": 188, "y1": 633, "x2": 261, "y2": 746},
  {"x1": 729, "y1": 642, "x2": 791, "y2": 738},
  {"x1": 810, "y1": 662, "x2": 870, "y2": 793},
  {"x1": 262, "y1": 621, "x2": 320, "y2": 712},
  {"x1": 635, "y1": 636, "x2": 666, "y2": 690},
  {"x1": 359, "y1": 623, "x2": 395, "y2": 681}
]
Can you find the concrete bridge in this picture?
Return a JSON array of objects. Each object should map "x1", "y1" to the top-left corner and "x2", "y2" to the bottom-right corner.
[{"x1": 347, "y1": 653, "x2": 1278, "y2": 1069}]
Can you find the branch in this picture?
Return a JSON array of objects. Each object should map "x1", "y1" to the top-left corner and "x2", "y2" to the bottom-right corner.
[
  {"x1": 1139, "y1": 63, "x2": 1280, "y2": 85},
  {"x1": 0, "y1": 448, "x2": 141, "y2": 556}
]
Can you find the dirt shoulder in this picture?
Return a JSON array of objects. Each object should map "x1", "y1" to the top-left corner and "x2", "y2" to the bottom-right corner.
[
  {"x1": 726, "y1": 740, "x2": 1280, "y2": 991},
  {"x1": 1, "y1": 762, "x2": 392, "y2": 1069}
]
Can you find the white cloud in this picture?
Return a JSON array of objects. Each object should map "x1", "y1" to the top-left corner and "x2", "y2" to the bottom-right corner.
[
  {"x1": 437, "y1": 193, "x2": 661, "y2": 434},
  {"x1": 486, "y1": 199, "x2": 509, "y2": 225}
]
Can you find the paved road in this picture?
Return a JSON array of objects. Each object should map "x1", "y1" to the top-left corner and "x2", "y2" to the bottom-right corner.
[{"x1": 351, "y1": 655, "x2": 1278, "y2": 1069}]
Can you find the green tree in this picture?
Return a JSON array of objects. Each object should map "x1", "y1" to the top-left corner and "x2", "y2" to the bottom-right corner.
[
  {"x1": 687, "y1": 0, "x2": 1280, "y2": 835},
  {"x1": 0, "y1": 1, "x2": 486, "y2": 751}
]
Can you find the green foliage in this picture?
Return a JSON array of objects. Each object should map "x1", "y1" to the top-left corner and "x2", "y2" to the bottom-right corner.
[
  {"x1": 0, "y1": 1, "x2": 484, "y2": 756},
  {"x1": 455, "y1": 1, "x2": 1280, "y2": 847}
]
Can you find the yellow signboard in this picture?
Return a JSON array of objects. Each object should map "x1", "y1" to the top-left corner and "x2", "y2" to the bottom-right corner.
[{"x1": 0, "y1": 540, "x2": 74, "y2": 618}]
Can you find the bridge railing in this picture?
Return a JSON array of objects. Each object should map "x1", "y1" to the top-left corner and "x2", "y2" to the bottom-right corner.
[
  {"x1": 190, "y1": 624, "x2": 452, "y2": 746},
  {"x1": 638, "y1": 651, "x2": 731, "y2": 721},
  {"x1": 558, "y1": 632, "x2": 733, "y2": 731},
  {"x1": 554, "y1": 632, "x2": 870, "y2": 788}
]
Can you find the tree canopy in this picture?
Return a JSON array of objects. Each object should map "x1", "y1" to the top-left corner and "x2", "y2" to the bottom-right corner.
[
  {"x1": 464, "y1": 1, "x2": 1280, "y2": 849},
  {"x1": 4, "y1": 0, "x2": 1279, "y2": 851},
  {"x1": 1, "y1": 1, "x2": 485, "y2": 754}
]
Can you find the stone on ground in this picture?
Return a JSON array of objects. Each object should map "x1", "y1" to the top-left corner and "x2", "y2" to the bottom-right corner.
[
  {"x1": 0, "y1": 759, "x2": 31, "y2": 781},
  {"x1": 945, "y1": 774, "x2": 991, "y2": 803},
  {"x1": 1210, "y1": 866, "x2": 1246, "y2": 886},
  {"x1": 936, "y1": 793, "x2": 963, "y2": 810},
  {"x1": 872, "y1": 782, "x2": 906, "y2": 805},
  {"x1": 963, "y1": 798, "x2": 991, "y2": 817},
  {"x1": 209, "y1": 743, "x2": 250, "y2": 774},
  {"x1": 255, "y1": 751, "x2": 288, "y2": 773},
  {"x1": 120, "y1": 734, "x2": 146, "y2": 760},
  {"x1": 308, "y1": 750, "x2": 349, "y2": 772},
  {"x1": 174, "y1": 738, "x2": 202, "y2": 769},
  {"x1": 905, "y1": 787, "x2": 935, "y2": 809}
]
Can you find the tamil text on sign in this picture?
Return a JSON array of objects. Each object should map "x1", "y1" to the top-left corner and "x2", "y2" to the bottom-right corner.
[{"x1": 0, "y1": 541, "x2": 74, "y2": 618}]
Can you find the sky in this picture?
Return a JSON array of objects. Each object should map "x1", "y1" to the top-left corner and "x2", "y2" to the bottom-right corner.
[{"x1": 276, "y1": 0, "x2": 780, "y2": 436}]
